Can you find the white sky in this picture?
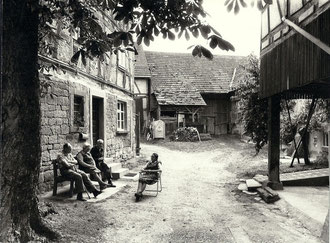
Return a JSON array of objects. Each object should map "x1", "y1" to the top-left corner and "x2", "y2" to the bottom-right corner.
[{"x1": 143, "y1": 0, "x2": 261, "y2": 57}]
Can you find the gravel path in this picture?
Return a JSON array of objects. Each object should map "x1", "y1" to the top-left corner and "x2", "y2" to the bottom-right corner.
[{"x1": 100, "y1": 142, "x2": 322, "y2": 243}]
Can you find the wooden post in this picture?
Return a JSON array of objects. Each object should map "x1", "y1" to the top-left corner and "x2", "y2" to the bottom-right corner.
[{"x1": 267, "y1": 96, "x2": 283, "y2": 190}]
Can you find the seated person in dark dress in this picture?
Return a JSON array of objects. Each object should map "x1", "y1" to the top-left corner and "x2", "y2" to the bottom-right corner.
[
  {"x1": 90, "y1": 139, "x2": 115, "y2": 187},
  {"x1": 135, "y1": 153, "x2": 161, "y2": 201},
  {"x1": 76, "y1": 143, "x2": 108, "y2": 190},
  {"x1": 57, "y1": 143, "x2": 101, "y2": 201}
]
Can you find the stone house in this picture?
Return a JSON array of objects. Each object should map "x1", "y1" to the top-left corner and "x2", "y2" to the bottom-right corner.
[
  {"x1": 38, "y1": 12, "x2": 136, "y2": 191},
  {"x1": 138, "y1": 50, "x2": 244, "y2": 136}
]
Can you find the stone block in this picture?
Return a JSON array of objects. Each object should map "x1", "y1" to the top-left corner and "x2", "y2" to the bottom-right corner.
[
  {"x1": 50, "y1": 150, "x2": 59, "y2": 160},
  {"x1": 46, "y1": 97, "x2": 56, "y2": 105},
  {"x1": 48, "y1": 105, "x2": 56, "y2": 111},
  {"x1": 48, "y1": 135, "x2": 58, "y2": 144},
  {"x1": 39, "y1": 173, "x2": 44, "y2": 183},
  {"x1": 43, "y1": 171, "x2": 54, "y2": 182},
  {"x1": 45, "y1": 110, "x2": 55, "y2": 118},
  {"x1": 41, "y1": 118, "x2": 48, "y2": 125},
  {"x1": 41, "y1": 145, "x2": 48, "y2": 151},
  {"x1": 61, "y1": 125, "x2": 69, "y2": 134},
  {"x1": 246, "y1": 179, "x2": 262, "y2": 191},
  {"x1": 50, "y1": 126, "x2": 61, "y2": 135},
  {"x1": 56, "y1": 118, "x2": 63, "y2": 125},
  {"x1": 41, "y1": 135, "x2": 49, "y2": 144},
  {"x1": 49, "y1": 118, "x2": 57, "y2": 126},
  {"x1": 41, "y1": 127, "x2": 52, "y2": 135},
  {"x1": 62, "y1": 105, "x2": 69, "y2": 111},
  {"x1": 53, "y1": 144, "x2": 62, "y2": 150},
  {"x1": 41, "y1": 151, "x2": 50, "y2": 162},
  {"x1": 41, "y1": 103, "x2": 48, "y2": 111}
]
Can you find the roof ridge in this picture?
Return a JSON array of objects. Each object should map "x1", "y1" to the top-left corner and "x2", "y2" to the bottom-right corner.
[{"x1": 144, "y1": 50, "x2": 246, "y2": 59}]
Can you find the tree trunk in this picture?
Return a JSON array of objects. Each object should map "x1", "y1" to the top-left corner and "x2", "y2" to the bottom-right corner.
[{"x1": 1, "y1": 1, "x2": 56, "y2": 241}]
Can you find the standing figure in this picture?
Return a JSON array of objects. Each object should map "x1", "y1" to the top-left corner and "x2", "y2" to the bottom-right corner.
[
  {"x1": 76, "y1": 143, "x2": 109, "y2": 190},
  {"x1": 57, "y1": 143, "x2": 102, "y2": 201},
  {"x1": 135, "y1": 153, "x2": 161, "y2": 201},
  {"x1": 90, "y1": 139, "x2": 116, "y2": 187}
]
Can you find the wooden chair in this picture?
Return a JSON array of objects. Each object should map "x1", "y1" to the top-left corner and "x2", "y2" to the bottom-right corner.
[
  {"x1": 52, "y1": 160, "x2": 74, "y2": 197},
  {"x1": 140, "y1": 169, "x2": 162, "y2": 196}
]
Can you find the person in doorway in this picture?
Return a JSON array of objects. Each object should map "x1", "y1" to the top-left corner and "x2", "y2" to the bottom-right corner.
[
  {"x1": 76, "y1": 143, "x2": 109, "y2": 190},
  {"x1": 90, "y1": 139, "x2": 116, "y2": 187},
  {"x1": 135, "y1": 153, "x2": 161, "y2": 201},
  {"x1": 57, "y1": 143, "x2": 102, "y2": 201}
]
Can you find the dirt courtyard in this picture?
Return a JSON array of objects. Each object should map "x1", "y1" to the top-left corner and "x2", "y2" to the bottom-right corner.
[{"x1": 43, "y1": 136, "x2": 325, "y2": 243}]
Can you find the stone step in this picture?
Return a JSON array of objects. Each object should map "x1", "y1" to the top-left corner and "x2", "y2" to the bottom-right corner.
[
  {"x1": 112, "y1": 168, "x2": 129, "y2": 180},
  {"x1": 104, "y1": 158, "x2": 114, "y2": 163},
  {"x1": 281, "y1": 168, "x2": 329, "y2": 186},
  {"x1": 246, "y1": 179, "x2": 262, "y2": 191},
  {"x1": 106, "y1": 162, "x2": 122, "y2": 172}
]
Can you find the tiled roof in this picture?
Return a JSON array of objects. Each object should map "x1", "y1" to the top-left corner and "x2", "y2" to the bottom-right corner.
[
  {"x1": 144, "y1": 51, "x2": 245, "y2": 105},
  {"x1": 134, "y1": 45, "x2": 151, "y2": 78},
  {"x1": 155, "y1": 76, "x2": 206, "y2": 106}
]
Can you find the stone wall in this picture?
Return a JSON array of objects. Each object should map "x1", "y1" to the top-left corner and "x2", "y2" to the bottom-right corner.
[
  {"x1": 105, "y1": 92, "x2": 135, "y2": 165},
  {"x1": 38, "y1": 73, "x2": 136, "y2": 192},
  {"x1": 39, "y1": 78, "x2": 71, "y2": 191}
]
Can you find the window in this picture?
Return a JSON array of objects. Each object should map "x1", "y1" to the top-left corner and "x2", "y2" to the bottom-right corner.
[
  {"x1": 323, "y1": 132, "x2": 329, "y2": 147},
  {"x1": 74, "y1": 95, "x2": 84, "y2": 127},
  {"x1": 117, "y1": 101, "x2": 127, "y2": 131}
]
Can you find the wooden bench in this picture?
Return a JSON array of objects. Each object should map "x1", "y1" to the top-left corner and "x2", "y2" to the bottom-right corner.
[{"x1": 52, "y1": 160, "x2": 74, "y2": 197}]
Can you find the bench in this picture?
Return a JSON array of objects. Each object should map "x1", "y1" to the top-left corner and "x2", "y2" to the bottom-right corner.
[{"x1": 52, "y1": 160, "x2": 74, "y2": 197}]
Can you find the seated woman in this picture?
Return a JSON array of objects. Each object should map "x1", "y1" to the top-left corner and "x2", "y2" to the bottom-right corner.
[
  {"x1": 76, "y1": 143, "x2": 108, "y2": 190},
  {"x1": 57, "y1": 143, "x2": 101, "y2": 201},
  {"x1": 90, "y1": 139, "x2": 116, "y2": 187},
  {"x1": 135, "y1": 153, "x2": 161, "y2": 201}
]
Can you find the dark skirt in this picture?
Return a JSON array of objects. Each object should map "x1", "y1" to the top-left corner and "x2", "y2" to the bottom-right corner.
[{"x1": 139, "y1": 172, "x2": 158, "y2": 185}]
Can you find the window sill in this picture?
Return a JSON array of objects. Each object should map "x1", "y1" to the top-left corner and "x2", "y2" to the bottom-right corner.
[{"x1": 116, "y1": 130, "x2": 129, "y2": 135}]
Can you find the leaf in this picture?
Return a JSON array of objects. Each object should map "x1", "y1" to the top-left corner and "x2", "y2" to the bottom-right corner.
[
  {"x1": 154, "y1": 27, "x2": 160, "y2": 36},
  {"x1": 178, "y1": 29, "x2": 184, "y2": 39},
  {"x1": 187, "y1": 45, "x2": 195, "y2": 50},
  {"x1": 210, "y1": 26, "x2": 222, "y2": 37},
  {"x1": 263, "y1": 0, "x2": 273, "y2": 4},
  {"x1": 81, "y1": 50, "x2": 87, "y2": 66},
  {"x1": 192, "y1": 45, "x2": 201, "y2": 57},
  {"x1": 192, "y1": 29, "x2": 199, "y2": 38},
  {"x1": 113, "y1": 37, "x2": 122, "y2": 47},
  {"x1": 71, "y1": 50, "x2": 80, "y2": 64},
  {"x1": 227, "y1": 0, "x2": 234, "y2": 12},
  {"x1": 234, "y1": 1, "x2": 240, "y2": 14},
  {"x1": 200, "y1": 25, "x2": 210, "y2": 39},
  {"x1": 217, "y1": 37, "x2": 235, "y2": 51},
  {"x1": 185, "y1": 30, "x2": 190, "y2": 41},
  {"x1": 168, "y1": 31, "x2": 175, "y2": 40},
  {"x1": 137, "y1": 35, "x2": 142, "y2": 45},
  {"x1": 209, "y1": 36, "x2": 217, "y2": 49},
  {"x1": 239, "y1": 0, "x2": 247, "y2": 8},
  {"x1": 201, "y1": 46, "x2": 213, "y2": 60},
  {"x1": 224, "y1": 0, "x2": 232, "y2": 6},
  {"x1": 143, "y1": 36, "x2": 150, "y2": 46}
]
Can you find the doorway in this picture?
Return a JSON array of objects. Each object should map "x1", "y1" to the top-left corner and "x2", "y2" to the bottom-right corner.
[{"x1": 92, "y1": 97, "x2": 104, "y2": 145}]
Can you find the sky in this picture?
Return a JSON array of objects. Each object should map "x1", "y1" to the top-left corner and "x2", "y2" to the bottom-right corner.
[{"x1": 143, "y1": 0, "x2": 261, "y2": 57}]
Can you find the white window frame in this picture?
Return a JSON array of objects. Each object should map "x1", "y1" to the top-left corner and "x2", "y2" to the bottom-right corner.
[{"x1": 117, "y1": 101, "x2": 127, "y2": 131}]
